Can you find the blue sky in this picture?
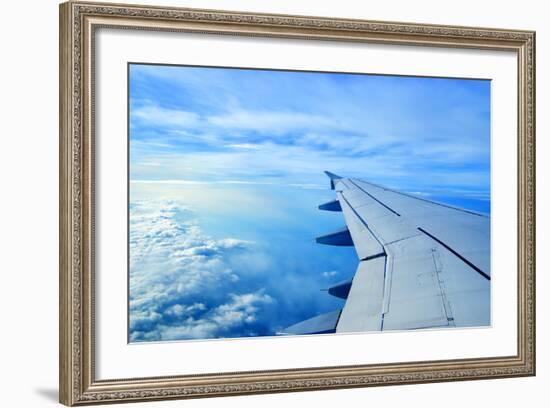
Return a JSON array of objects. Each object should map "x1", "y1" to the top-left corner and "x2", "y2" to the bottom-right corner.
[{"x1": 128, "y1": 63, "x2": 491, "y2": 342}]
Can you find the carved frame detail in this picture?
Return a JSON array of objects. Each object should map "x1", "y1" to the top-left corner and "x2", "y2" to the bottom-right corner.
[{"x1": 59, "y1": 1, "x2": 535, "y2": 405}]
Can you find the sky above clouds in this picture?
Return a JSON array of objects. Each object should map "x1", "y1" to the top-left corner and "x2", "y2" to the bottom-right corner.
[{"x1": 128, "y1": 63, "x2": 491, "y2": 342}]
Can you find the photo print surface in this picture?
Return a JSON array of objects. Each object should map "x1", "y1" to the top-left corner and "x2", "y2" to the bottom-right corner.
[{"x1": 128, "y1": 63, "x2": 491, "y2": 343}]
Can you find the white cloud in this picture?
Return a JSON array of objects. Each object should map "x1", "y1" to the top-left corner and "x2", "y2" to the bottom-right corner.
[
  {"x1": 322, "y1": 271, "x2": 339, "y2": 278},
  {"x1": 129, "y1": 199, "x2": 276, "y2": 342},
  {"x1": 131, "y1": 179, "x2": 205, "y2": 185},
  {"x1": 207, "y1": 110, "x2": 342, "y2": 136},
  {"x1": 132, "y1": 105, "x2": 200, "y2": 128},
  {"x1": 164, "y1": 303, "x2": 206, "y2": 318},
  {"x1": 288, "y1": 183, "x2": 325, "y2": 190},
  {"x1": 210, "y1": 292, "x2": 275, "y2": 328},
  {"x1": 226, "y1": 143, "x2": 262, "y2": 150}
]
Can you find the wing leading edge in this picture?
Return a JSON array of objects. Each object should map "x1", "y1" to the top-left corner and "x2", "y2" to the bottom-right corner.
[{"x1": 280, "y1": 172, "x2": 490, "y2": 336}]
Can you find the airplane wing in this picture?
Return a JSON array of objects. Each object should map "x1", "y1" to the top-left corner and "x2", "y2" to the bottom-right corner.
[{"x1": 281, "y1": 171, "x2": 490, "y2": 335}]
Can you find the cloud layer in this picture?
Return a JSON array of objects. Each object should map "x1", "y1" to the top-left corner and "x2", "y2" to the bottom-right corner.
[
  {"x1": 129, "y1": 200, "x2": 276, "y2": 341},
  {"x1": 129, "y1": 64, "x2": 491, "y2": 198}
]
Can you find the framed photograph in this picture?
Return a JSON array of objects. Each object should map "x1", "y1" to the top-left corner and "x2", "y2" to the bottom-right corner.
[{"x1": 59, "y1": 1, "x2": 536, "y2": 405}]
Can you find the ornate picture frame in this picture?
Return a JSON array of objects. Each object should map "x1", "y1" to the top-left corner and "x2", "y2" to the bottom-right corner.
[{"x1": 59, "y1": 1, "x2": 535, "y2": 405}]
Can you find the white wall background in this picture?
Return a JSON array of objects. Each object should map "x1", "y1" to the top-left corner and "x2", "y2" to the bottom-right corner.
[{"x1": 0, "y1": 0, "x2": 545, "y2": 407}]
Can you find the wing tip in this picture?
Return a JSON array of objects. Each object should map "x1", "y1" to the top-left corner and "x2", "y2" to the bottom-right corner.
[
  {"x1": 324, "y1": 171, "x2": 342, "y2": 190},
  {"x1": 324, "y1": 171, "x2": 342, "y2": 180}
]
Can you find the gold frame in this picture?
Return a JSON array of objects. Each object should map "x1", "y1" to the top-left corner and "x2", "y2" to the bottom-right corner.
[{"x1": 59, "y1": 1, "x2": 536, "y2": 405}]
